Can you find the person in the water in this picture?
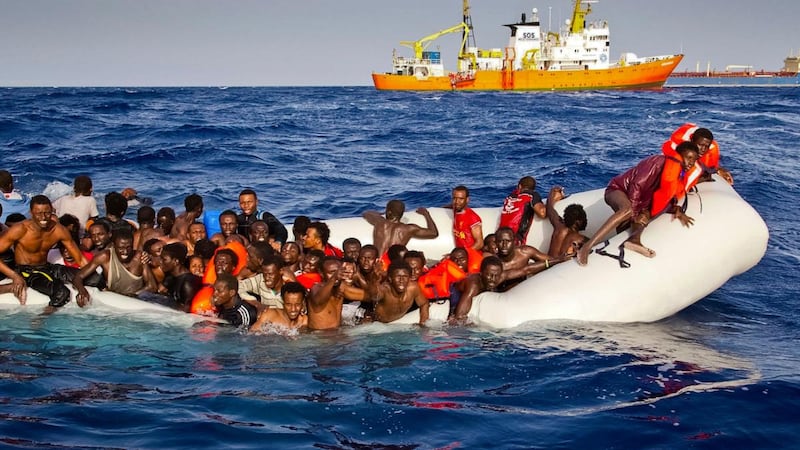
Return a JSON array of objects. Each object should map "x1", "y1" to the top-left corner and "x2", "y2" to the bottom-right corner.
[{"x1": 249, "y1": 281, "x2": 308, "y2": 332}]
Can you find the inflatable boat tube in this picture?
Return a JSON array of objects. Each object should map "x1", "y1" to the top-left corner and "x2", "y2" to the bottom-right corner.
[{"x1": 327, "y1": 176, "x2": 768, "y2": 327}]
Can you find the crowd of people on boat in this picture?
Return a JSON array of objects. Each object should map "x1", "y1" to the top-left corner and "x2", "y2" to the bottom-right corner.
[{"x1": 0, "y1": 123, "x2": 733, "y2": 332}]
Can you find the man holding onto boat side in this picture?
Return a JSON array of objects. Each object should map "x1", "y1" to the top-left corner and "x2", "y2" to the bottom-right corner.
[
  {"x1": 367, "y1": 260, "x2": 429, "y2": 326},
  {"x1": 449, "y1": 256, "x2": 504, "y2": 325},
  {"x1": 73, "y1": 229, "x2": 156, "y2": 305},
  {"x1": 249, "y1": 281, "x2": 308, "y2": 332},
  {"x1": 494, "y1": 226, "x2": 570, "y2": 291},
  {"x1": 307, "y1": 257, "x2": 365, "y2": 330},
  {"x1": 0, "y1": 195, "x2": 88, "y2": 310},
  {"x1": 363, "y1": 199, "x2": 439, "y2": 256},
  {"x1": 576, "y1": 142, "x2": 701, "y2": 266},
  {"x1": 663, "y1": 125, "x2": 734, "y2": 185}
]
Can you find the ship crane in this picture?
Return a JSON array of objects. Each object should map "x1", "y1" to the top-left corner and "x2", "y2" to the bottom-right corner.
[{"x1": 400, "y1": 22, "x2": 471, "y2": 60}]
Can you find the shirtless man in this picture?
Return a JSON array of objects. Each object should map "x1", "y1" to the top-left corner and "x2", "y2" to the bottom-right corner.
[
  {"x1": 133, "y1": 206, "x2": 163, "y2": 251},
  {"x1": 183, "y1": 222, "x2": 207, "y2": 256},
  {"x1": 249, "y1": 281, "x2": 308, "y2": 332},
  {"x1": 363, "y1": 200, "x2": 439, "y2": 256},
  {"x1": 0, "y1": 195, "x2": 88, "y2": 308},
  {"x1": 450, "y1": 256, "x2": 504, "y2": 325},
  {"x1": 307, "y1": 258, "x2": 364, "y2": 330},
  {"x1": 368, "y1": 261, "x2": 429, "y2": 325},
  {"x1": 280, "y1": 241, "x2": 303, "y2": 275},
  {"x1": 495, "y1": 227, "x2": 566, "y2": 290},
  {"x1": 156, "y1": 207, "x2": 176, "y2": 238},
  {"x1": 211, "y1": 210, "x2": 248, "y2": 247},
  {"x1": 171, "y1": 194, "x2": 203, "y2": 241},
  {"x1": 546, "y1": 186, "x2": 589, "y2": 257},
  {"x1": 342, "y1": 237, "x2": 361, "y2": 261},
  {"x1": 73, "y1": 230, "x2": 155, "y2": 305}
]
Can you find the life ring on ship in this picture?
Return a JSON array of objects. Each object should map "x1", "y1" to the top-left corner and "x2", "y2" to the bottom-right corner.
[
  {"x1": 599, "y1": 53, "x2": 608, "y2": 63},
  {"x1": 414, "y1": 67, "x2": 429, "y2": 77}
]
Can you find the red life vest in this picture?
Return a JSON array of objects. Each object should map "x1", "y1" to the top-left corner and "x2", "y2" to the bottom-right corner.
[{"x1": 499, "y1": 190, "x2": 535, "y2": 243}]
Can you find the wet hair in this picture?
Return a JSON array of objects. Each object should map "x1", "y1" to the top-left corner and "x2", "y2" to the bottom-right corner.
[
  {"x1": 194, "y1": 239, "x2": 218, "y2": 260},
  {"x1": 73, "y1": 175, "x2": 93, "y2": 196},
  {"x1": 239, "y1": 188, "x2": 257, "y2": 198},
  {"x1": 307, "y1": 221, "x2": 330, "y2": 245},
  {"x1": 480, "y1": 255, "x2": 503, "y2": 272},
  {"x1": 143, "y1": 238, "x2": 163, "y2": 254},
  {"x1": 293, "y1": 216, "x2": 311, "y2": 238},
  {"x1": 249, "y1": 241, "x2": 274, "y2": 261},
  {"x1": 360, "y1": 244, "x2": 378, "y2": 256},
  {"x1": 693, "y1": 128, "x2": 713, "y2": 142},
  {"x1": 137, "y1": 206, "x2": 156, "y2": 225},
  {"x1": 215, "y1": 248, "x2": 239, "y2": 268},
  {"x1": 30, "y1": 194, "x2": 52, "y2": 209},
  {"x1": 281, "y1": 281, "x2": 306, "y2": 299},
  {"x1": 564, "y1": 204, "x2": 587, "y2": 230},
  {"x1": 387, "y1": 244, "x2": 407, "y2": 262},
  {"x1": 261, "y1": 254, "x2": 284, "y2": 269},
  {"x1": 0, "y1": 170, "x2": 12, "y2": 192},
  {"x1": 305, "y1": 249, "x2": 325, "y2": 270},
  {"x1": 112, "y1": 228, "x2": 134, "y2": 242},
  {"x1": 157, "y1": 207, "x2": 176, "y2": 221},
  {"x1": 403, "y1": 250, "x2": 426, "y2": 264},
  {"x1": 162, "y1": 242, "x2": 189, "y2": 266},
  {"x1": 184, "y1": 193, "x2": 203, "y2": 212},
  {"x1": 386, "y1": 199, "x2": 405, "y2": 219},
  {"x1": 343, "y1": 237, "x2": 361, "y2": 248},
  {"x1": 5, "y1": 213, "x2": 26, "y2": 225},
  {"x1": 59, "y1": 214, "x2": 81, "y2": 242},
  {"x1": 387, "y1": 260, "x2": 412, "y2": 276},
  {"x1": 89, "y1": 220, "x2": 112, "y2": 234},
  {"x1": 104, "y1": 192, "x2": 128, "y2": 217},
  {"x1": 495, "y1": 226, "x2": 514, "y2": 238},
  {"x1": 676, "y1": 141, "x2": 700, "y2": 157},
  {"x1": 453, "y1": 185, "x2": 470, "y2": 197},
  {"x1": 518, "y1": 176, "x2": 536, "y2": 191},
  {"x1": 216, "y1": 272, "x2": 238, "y2": 291}
]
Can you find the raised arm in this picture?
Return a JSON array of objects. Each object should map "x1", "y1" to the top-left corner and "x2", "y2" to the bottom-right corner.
[{"x1": 412, "y1": 207, "x2": 439, "y2": 239}]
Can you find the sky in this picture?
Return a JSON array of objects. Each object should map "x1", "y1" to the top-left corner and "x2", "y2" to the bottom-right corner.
[{"x1": 1, "y1": 0, "x2": 798, "y2": 87}]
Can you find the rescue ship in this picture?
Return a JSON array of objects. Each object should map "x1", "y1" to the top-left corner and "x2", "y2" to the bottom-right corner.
[
  {"x1": 372, "y1": 0, "x2": 683, "y2": 92},
  {"x1": 666, "y1": 54, "x2": 800, "y2": 87}
]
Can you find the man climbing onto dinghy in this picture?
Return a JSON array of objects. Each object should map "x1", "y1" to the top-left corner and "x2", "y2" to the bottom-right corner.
[
  {"x1": 363, "y1": 199, "x2": 439, "y2": 256},
  {"x1": 577, "y1": 142, "x2": 700, "y2": 266},
  {"x1": 499, "y1": 176, "x2": 546, "y2": 245},
  {"x1": 663, "y1": 124, "x2": 733, "y2": 185},
  {"x1": 546, "y1": 186, "x2": 589, "y2": 258}
]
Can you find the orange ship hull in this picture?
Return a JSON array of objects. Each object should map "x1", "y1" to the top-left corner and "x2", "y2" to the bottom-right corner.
[{"x1": 373, "y1": 55, "x2": 683, "y2": 91}]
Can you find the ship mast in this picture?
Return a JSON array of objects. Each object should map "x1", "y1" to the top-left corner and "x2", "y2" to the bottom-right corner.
[{"x1": 462, "y1": 0, "x2": 477, "y2": 50}]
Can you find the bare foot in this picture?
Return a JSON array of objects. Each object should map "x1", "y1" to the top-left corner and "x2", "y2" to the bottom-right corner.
[
  {"x1": 623, "y1": 241, "x2": 656, "y2": 258},
  {"x1": 576, "y1": 246, "x2": 590, "y2": 266}
]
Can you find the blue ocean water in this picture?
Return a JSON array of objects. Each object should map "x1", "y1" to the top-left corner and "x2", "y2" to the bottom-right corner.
[{"x1": 0, "y1": 86, "x2": 798, "y2": 448}]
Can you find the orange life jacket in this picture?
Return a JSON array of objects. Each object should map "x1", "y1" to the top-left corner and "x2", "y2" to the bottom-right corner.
[
  {"x1": 190, "y1": 241, "x2": 248, "y2": 315},
  {"x1": 464, "y1": 246, "x2": 483, "y2": 274},
  {"x1": 662, "y1": 122, "x2": 721, "y2": 172},
  {"x1": 418, "y1": 259, "x2": 467, "y2": 300},
  {"x1": 650, "y1": 155, "x2": 702, "y2": 217}
]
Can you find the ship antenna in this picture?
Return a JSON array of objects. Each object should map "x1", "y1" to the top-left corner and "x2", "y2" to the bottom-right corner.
[{"x1": 462, "y1": 0, "x2": 477, "y2": 49}]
